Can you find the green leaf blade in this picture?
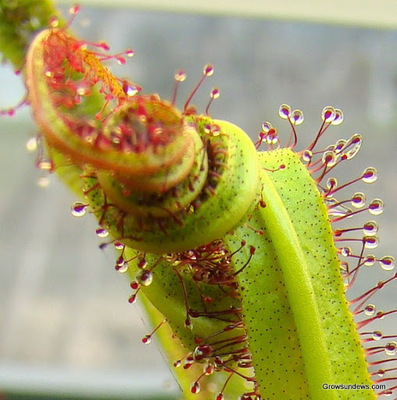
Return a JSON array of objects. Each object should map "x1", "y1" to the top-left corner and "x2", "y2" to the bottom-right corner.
[{"x1": 227, "y1": 148, "x2": 375, "y2": 399}]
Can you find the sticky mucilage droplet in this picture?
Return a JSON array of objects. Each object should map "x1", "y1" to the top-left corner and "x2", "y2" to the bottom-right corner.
[{"x1": 71, "y1": 202, "x2": 88, "y2": 217}]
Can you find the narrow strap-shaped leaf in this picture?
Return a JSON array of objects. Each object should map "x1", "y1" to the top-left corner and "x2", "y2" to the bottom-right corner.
[{"x1": 226, "y1": 148, "x2": 375, "y2": 399}]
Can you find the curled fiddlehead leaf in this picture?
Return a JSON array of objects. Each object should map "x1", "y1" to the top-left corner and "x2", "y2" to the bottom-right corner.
[{"x1": 26, "y1": 26, "x2": 260, "y2": 254}]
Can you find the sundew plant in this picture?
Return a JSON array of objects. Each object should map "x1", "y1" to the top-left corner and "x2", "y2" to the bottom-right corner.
[{"x1": 1, "y1": 1, "x2": 397, "y2": 399}]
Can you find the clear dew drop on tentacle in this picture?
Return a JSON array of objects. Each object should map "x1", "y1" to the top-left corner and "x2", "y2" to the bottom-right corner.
[
  {"x1": 322, "y1": 106, "x2": 336, "y2": 123},
  {"x1": 385, "y1": 342, "x2": 397, "y2": 356},
  {"x1": 334, "y1": 139, "x2": 347, "y2": 154},
  {"x1": 278, "y1": 104, "x2": 291, "y2": 119},
  {"x1": 362, "y1": 221, "x2": 378, "y2": 236},
  {"x1": 362, "y1": 167, "x2": 378, "y2": 184},
  {"x1": 364, "y1": 255, "x2": 376, "y2": 267},
  {"x1": 204, "y1": 363, "x2": 214, "y2": 375},
  {"x1": 137, "y1": 258, "x2": 148, "y2": 269},
  {"x1": 326, "y1": 177, "x2": 337, "y2": 191},
  {"x1": 174, "y1": 69, "x2": 187, "y2": 82},
  {"x1": 203, "y1": 64, "x2": 214, "y2": 77},
  {"x1": 379, "y1": 256, "x2": 395, "y2": 271},
  {"x1": 26, "y1": 137, "x2": 37, "y2": 152},
  {"x1": 363, "y1": 236, "x2": 378, "y2": 250},
  {"x1": 364, "y1": 304, "x2": 376, "y2": 316},
  {"x1": 136, "y1": 269, "x2": 153, "y2": 286},
  {"x1": 36, "y1": 160, "x2": 54, "y2": 171},
  {"x1": 261, "y1": 121, "x2": 273, "y2": 133},
  {"x1": 376, "y1": 369, "x2": 386, "y2": 378},
  {"x1": 116, "y1": 255, "x2": 125, "y2": 268},
  {"x1": 343, "y1": 134, "x2": 362, "y2": 160},
  {"x1": 368, "y1": 199, "x2": 384, "y2": 216},
  {"x1": 321, "y1": 151, "x2": 337, "y2": 167},
  {"x1": 96, "y1": 227, "x2": 109, "y2": 238},
  {"x1": 113, "y1": 241, "x2": 125, "y2": 250},
  {"x1": 290, "y1": 109, "x2": 304, "y2": 125},
  {"x1": 340, "y1": 247, "x2": 352, "y2": 257},
  {"x1": 123, "y1": 82, "x2": 139, "y2": 97},
  {"x1": 142, "y1": 334, "x2": 151, "y2": 344},
  {"x1": 331, "y1": 108, "x2": 344, "y2": 125},
  {"x1": 301, "y1": 150, "x2": 313, "y2": 164},
  {"x1": 372, "y1": 330, "x2": 383, "y2": 340},
  {"x1": 351, "y1": 192, "x2": 366, "y2": 208},
  {"x1": 117, "y1": 263, "x2": 129, "y2": 274},
  {"x1": 128, "y1": 293, "x2": 137, "y2": 304},
  {"x1": 210, "y1": 88, "x2": 220, "y2": 100},
  {"x1": 190, "y1": 381, "x2": 201, "y2": 394},
  {"x1": 71, "y1": 201, "x2": 88, "y2": 217}
]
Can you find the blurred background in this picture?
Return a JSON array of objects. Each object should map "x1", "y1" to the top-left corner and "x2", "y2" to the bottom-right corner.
[{"x1": 0, "y1": 1, "x2": 396, "y2": 399}]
